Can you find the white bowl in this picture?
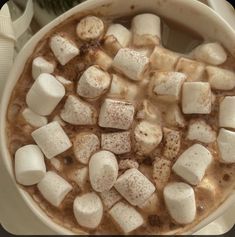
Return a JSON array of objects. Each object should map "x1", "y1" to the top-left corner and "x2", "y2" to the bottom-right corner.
[{"x1": 1, "y1": 0, "x2": 235, "y2": 234}]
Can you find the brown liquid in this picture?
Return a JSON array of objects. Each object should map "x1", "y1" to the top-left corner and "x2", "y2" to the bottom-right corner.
[{"x1": 6, "y1": 13, "x2": 235, "y2": 235}]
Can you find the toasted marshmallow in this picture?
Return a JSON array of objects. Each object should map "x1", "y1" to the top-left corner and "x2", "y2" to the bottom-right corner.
[
  {"x1": 50, "y1": 35, "x2": 79, "y2": 65},
  {"x1": 173, "y1": 144, "x2": 213, "y2": 185},
  {"x1": 32, "y1": 121, "x2": 72, "y2": 159},
  {"x1": 73, "y1": 132, "x2": 100, "y2": 165},
  {"x1": 60, "y1": 95, "x2": 97, "y2": 125},
  {"x1": 138, "y1": 192, "x2": 159, "y2": 214},
  {"x1": 119, "y1": 159, "x2": 139, "y2": 171},
  {"x1": 109, "y1": 201, "x2": 144, "y2": 234},
  {"x1": 32, "y1": 57, "x2": 55, "y2": 80},
  {"x1": 77, "y1": 66, "x2": 111, "y2": 99},
  {"x1": 163, "y1": 128, "x2": 181, "y2": 160},
  {"x1": 99, "y1": 98, "x2": 135, "y2": 130},
  {"x1": 50, "y1": 157, "x2": 63, "y2": 172},
  {"x1": 52, "y1": 115, "x2": 66, "y2": 127},
  {"x1": 207, "y1": 66, "x2": 235, "y2": 90},
  {"x1": 37, "y1": 171, "x2": 72, "y2": 207},
  {"x1": 219, "y1": 96, "x2": 235, "y2": 129},
  {"x1": 150, "y1": 46, "x2": 180, "y2": 70},
  {"x1": 89, "y1": 150, "x2": 118, "y2": 192},
  {"x1": 153, "y1": 158, "x2": 171, "y2": 190},
  {"x1": 26, "y1": 73, "x2": 65, "y2": 116},
  {"x1": 22, "y1": 108, "x2": 48, "y2": 128},
  {"x1": 100, "y1": 188, "x2": 122, "y2": 209},
  {"x1": 134, "y1": 121, "x2": 162, "y2": 156},
  {"x1": 15, "y1": 145, "x2": 46, "y2": 186},
  {"x1": 191, "y1": 42, "x2": 227, "y2": 65},
  {"x1": 165, "y1": 104, "x2": 186, "y2": 128},
  {"x1": 112, "y1": 48, "x2": 149, "y2": 81},
  {"x1": 164, "y1": 182, "x2": 196, "y2": 224},
  {"x1": 187, "y1": 119, "x2": 216, "y2": 143},
  {"x1": 73, "y1": 192, "x2": 103, "y2": 229},
  {"x1": 176, "y1": 57, "x2": 205, "y2": 81},
  {"x1": 114, "y1": 168, "x2": 155, "y2": 206},
  {"x1": 151, "y1": 72, "x2": 186, "y2": 102},
  {"x1": 101, "y1": 131, "x2": 131, "y2": 155},
  {"x1": 76, "y1": 16, "x2": 104, "y2": 41},
  {"x1": 182, "y1": 82, "x2": 211, "y2": 114},
  {"x1": 68, "y1": 167, "x2": 88, "y2": 190},
  {"x1": 217, "y1": 128, "x2": 235, "y2": 163}
]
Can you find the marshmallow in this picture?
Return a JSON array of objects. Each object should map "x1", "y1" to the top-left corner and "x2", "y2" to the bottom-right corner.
[
  {"x1": 187, "y1": 119, "x2": 216, "y2": 143},
  {"x1": 173, "y1": 144, "x2": 213, "y2": 185},
  {"x1": 77, "y1": 66, "x2": 111, "y2": 99},
  {"x1": 162, "y1": 128, "x2": 181, "y2": 160},
  {"x1": 119, "y1": 159, "x2": 139, "y2": 171},
  {"x1": 73, "y1": 132, "x2": 100, "y2": 164},
  {"x1": 99, "y1": 98, "x2": 135, "y2": 130},
  {"x1": 219, "y1": 96, "x2": 235, "y2": 129},
  {"x1": 76, "y1": 16, "x2": 104, "y2": 41},
  {"x1": 153, "y1": 158, "x2": 171, "y2": 190},
  {"x1": 14, "y1": 145, "x2": 46, "y2": 186},
  {"x1": 165, "y1": 104, "x2": 186, "y2": 128},
  {"x1": 99, "y1": 188, "x2": 122, "y2": 209},
  {"x1": 22, "y1": 108, "x2": 48, "y2": 128},
  {"x1": 101, "y1": 131, "x2": 131, "y2": 155},
  {"x1": 150, "y1": 46, "x2": 180, "y2": 70},
  {"x1": 89, "y1": 150, "x2": 118, "y2": 192},
  {"x1": 164, "y1": 182, "x2": 196, "y2": 224},
  {"x1": 151, "y1": 72, "x2": 186, "y2": 102},
  {"x1": 109, "y1": 202, "x2": 143, "y2": 234},
  {"x1": 206, "y1": 66, "x2": 235, "y2": 90},
  {"x1": 134, "y1": 121, "x2": 162, "y2": 156},
  {"x1": 114, "y1": 168, "x2": 155, "y2": 206},
  {"x1": 55, "y1": 75, "x2": 73, "y2": 90},
  {"x1": 132, "y1": 13, "x2": 161, "y2": 47},
  {"x1": 191, "y1": 42, "x2": 227, "y2": 65},
  {"x1": 26, "y1": 73, "x2": 65, "y2": 116},
  {"x1": 182, "y1": 82, "x2": 211, "y2": 114},
  {"x1": 217, "y1": 128, "x2": 235, "y2": 163},
  {"x1": 32, "y1": 57, "x2": 55, "y2": 80},
  {"x1": 133, "y1": 47, "x2": 153, "y2": 57},
  {"x1": 50, "y1": 158, "x2": 63, "y2": 172},
  {"x1": 60, "y1": 95, "x2": 97, "y2": 125},
  {"x1": 68, "y1": 167, "x2": 88, "y2": 190},
  {"x1": 176, "y1": 57, "x2": 205, "y2": 81},
  {"x1": 112, "y1": 48, "x2": 149, "y2": 81},
  {"x1": 138, "y1": 192, "x2": 159, "y2": 215},
  {"x1": 50, "y1": 35, "x2": 79, "y2": 65},
  {"x1": 73, "y1": 192, "x2": 103, "y2": 229},
  {"x1": 37, "y1": 171, "x2": 72, "y2": 207},
  {"x1": 32, "y1": 121, "x2": 72, "y2": 159},
  {"x1": 52, "y1": 115, "x2": 66, "y2": 127}
]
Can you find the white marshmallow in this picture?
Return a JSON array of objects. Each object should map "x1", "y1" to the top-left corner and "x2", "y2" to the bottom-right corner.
[
  {"x1": 114, "y1": 168, "x2": 155, "y2": 206},
  {"x1": 50, "y1": 35, "x2": 79, "y2": 65},
  {"x1": 99, "y1": 188, "x2": 122, "y2": 209},
  {"x1": 217, "y1": 128, "x2": 235, "y2": 163},
  {"x1": 32, "y1": 121, "x2": 72, "y2": 159},
  {"x1": 77, "y1": 65, "x2": 111, "y2": 99},
  {"x1": 14, "y1": 145, "x2": 46, "y2": 186},
  {"x1": 73, "y1": 192, "x2": 103, "y2": 229},
  {"x1": 73, "y1": 132, "x2": 100, "y2": 165},
  {"x1": 89, "y1": 150, "x2": 118, "y2": 192},
  {"x1": 182, "y1": 82, "x2": 211, "y2": 114},
  {"x1": 37, "y1": 171, "x2": 72, "y2": 207},
  {"x1": 165, "y1": 104, "x2": 186, "y2": 128},
  {"x1": 101, "y1": 131, "x2": 131, "y2": 155},
  {"x1": 207, "y1": 66, "x2": 235, "y2": 90},
  {"x1": 119, "y1": 159, "x2": 139, "y2": 171},
  {"x1": 109, "y1": 202, "x2": 144, "y2": 234},
  {"x1": 112, "y1": 48, "x2": 149, "y2": 81},
  {"x1": 187, "y1": 119, "x2": 216, "y2": 143},
  {"x1": 26, "y1": 73, "x2": 65, "y2": 116},
  {"x1": 50, "y1": 158, "x2": 63, "y2": 172},
  {"x1": 219, "y1": 96, "x2": 235, "y2": 129},
  {"x1": 99, "y1": 98, "x2": 135, "y2": 130},
  {"x1": 132, "y1": 13, "x2": 161, "y2": 46},
  {"x1": 68, "y1": 167, "x2": 88, "y2": 190},
  {"x1": 191, "y1": 42, "x2": 227, "y2": 65},
  {"x1": 32, "y1": 57, "x2": 55, "y2": 80},
  {"x1": 134, "y1": 121, "x2": 162, "y2": 156},
  {"x1": 76, "y1": 16, "x2": 104, "y2": 41},
  {"x1": 176, "y1": 57, "x2": 205, "y2": 81},
  {"x1": 164, "y1": 182, "x2": 196, "y2": 224},
  {"x1": 138, "y1": 192, "x2": 159, "y2": 214},
  {"x1": 22, "y1": 108, "x2": 48, "y2": 128},
  {"x1": 173, "y1": 144, "x2": 213, "y2": 185},
  {"x1": 60, "y1": 95, "x2": 97, "y2": 125},
  {"x1": 150, "y1": 46, "x2": 180, "y2": 70}
]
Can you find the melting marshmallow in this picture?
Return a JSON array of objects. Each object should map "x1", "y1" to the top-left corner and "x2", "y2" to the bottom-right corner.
[
  {"x1": 165, "y1": 104, "x2": 186, "y2": 128},
  {"x1": 138, "y1": 192, "x2": 159, "y2": 215},
  {"x1": 68, "y1": 167, "x2": 88, "y2": 190},
  {"x1": 99, "y1": 188, "x2": 122, "y2": 209}
]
